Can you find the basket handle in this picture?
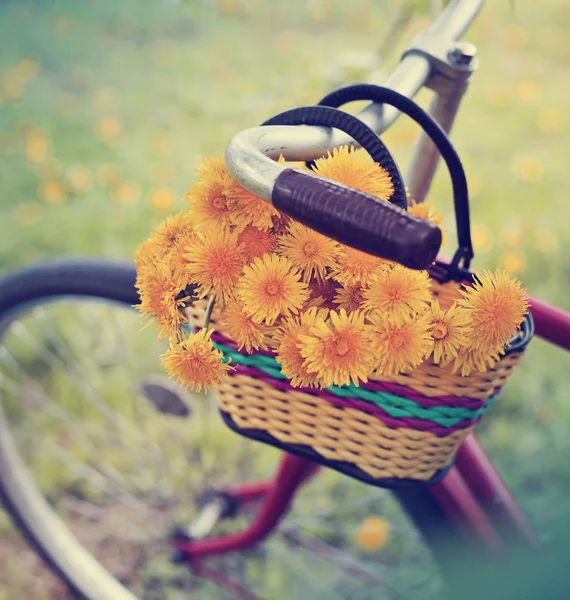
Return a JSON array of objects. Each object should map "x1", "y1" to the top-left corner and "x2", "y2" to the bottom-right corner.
[
  {"x1": 315, "y1": 84, "x2": 474, "y2": 272},
  {"x1": 262, "y1": 105, "x2": 440, "y2": 270}
]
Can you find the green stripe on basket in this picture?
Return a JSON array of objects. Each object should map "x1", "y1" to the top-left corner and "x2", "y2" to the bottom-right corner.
[{"x1": 214, "y1": 342, "x2": 496, "y2": 427}]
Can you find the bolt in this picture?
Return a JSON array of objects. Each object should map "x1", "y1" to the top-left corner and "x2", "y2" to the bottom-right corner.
[{"x1": 448, "y1": 41, "x2": 477, "y2": 68}]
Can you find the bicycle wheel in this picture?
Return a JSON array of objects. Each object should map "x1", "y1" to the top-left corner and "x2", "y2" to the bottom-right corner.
[{"x1": 0, "y1": 258, "x2": 446, "y2": 600}]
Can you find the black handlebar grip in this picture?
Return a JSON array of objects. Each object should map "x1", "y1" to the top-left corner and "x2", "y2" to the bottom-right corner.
[{"x1": 272, "y1": 169, "x2": 442, "y2": 271}]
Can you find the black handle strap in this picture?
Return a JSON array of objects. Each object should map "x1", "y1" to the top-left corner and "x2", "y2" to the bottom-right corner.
[
  {"x1": 316, "y1": 84, "x2": 474, "y2": 272},
  {"x1": 261, "y1": 106, "x2": 442, "y2": 269},
  {"x1": 262, "y1": 105, "x2": 408, "y2": 210}
]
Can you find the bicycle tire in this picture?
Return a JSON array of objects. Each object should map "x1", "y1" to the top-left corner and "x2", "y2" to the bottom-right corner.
[{"x1": 0, "y1": 258, "x2": 140, "y2": 600}]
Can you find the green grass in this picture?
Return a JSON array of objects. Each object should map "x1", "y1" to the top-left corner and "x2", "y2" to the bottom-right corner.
[{"x1": 2, "y1": 0, "x2": 570, "y2": 598}]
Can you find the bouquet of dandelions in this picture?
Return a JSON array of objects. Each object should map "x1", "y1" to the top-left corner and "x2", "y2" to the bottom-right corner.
[{"x1": 135, "y1": 146, "x2": 529, "y2": 394}]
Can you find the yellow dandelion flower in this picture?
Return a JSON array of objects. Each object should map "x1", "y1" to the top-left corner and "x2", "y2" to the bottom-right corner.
[
  {"x1": 185, "y1": 155, "x2": 234, "y2": 233},
  {"x1": 333, "y1": 282, "x2": 366, "y2": 313},
  {"x1": 306, "y1": 278, "x2": 339, "y2": 310},
  {"x1": 135, "y1": 236, "x2": 166, "y2": 271},
  {"x1": 427, "y1": 300, "x2": 472, "y2": 365},
  {"x1": 408, "y1": 201, "x2": 448, "y2": 246},
  {"x1": 459, "y1": 269, "x2": 528, "y2": 352},
  {"x1": 223, "y1": 300, "x2": 271, "y2": 354},
  {"x1": 135, "y1": 213, "x2": 195, "y2": 272},
  {"x1": 330, "y1": 245, "x2": 389, "y2": 286},
  {"x1": 153, "y1": 211, "x2": 196, "y2": 252},
  {"x1": 225, "y1": 180, "x2": 280, "y2": 232},
  {"x1": 299, "y1": 309, "x2": 376, "y2": 388},
  {"x1": 238, "y1": 254, "x2": 309, "y2": 325},
  {"x1": 363, "y1": 264, "x2": 431, "y2": 325},
  {"x1": 161, "y1": 330, "x2": 232, "y2": 392},
  {"x1": 184, "y1": 229, "x2": 245, "y2": 306},
  {"x1": 277, "y1": 220, "x2": 339, "y2": 281},
  {"x1": 449, "y1": 344, "x2": 503, "y2": 377},
  {"x1": 273, "y1": 308, "x2": 326, "y2": 388},
  {"x1": 135, "y1": 262, "x2": 189, "y2": 339},
  {"x1": 312, "y1": 146, "x2": 394, "y2": 201},
  {"x1": 237, "y1": 225, "x2": 277, "y2": 263},
  {"x1": 370, "y1": 313, "x2": 433, "y2": 376}
]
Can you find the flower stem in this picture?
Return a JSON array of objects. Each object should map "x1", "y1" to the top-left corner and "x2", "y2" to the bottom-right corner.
[{"x1": 203, "y1": 295, "x2": 216, "y2": 331}]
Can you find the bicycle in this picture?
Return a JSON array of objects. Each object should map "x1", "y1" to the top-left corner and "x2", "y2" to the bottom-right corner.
[{"x1": 1, "y1": 1, "x2": 569, "y2": 598}]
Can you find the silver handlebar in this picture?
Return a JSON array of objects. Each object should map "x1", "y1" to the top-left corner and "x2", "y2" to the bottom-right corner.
[{"x1": 225, "y1": 0, "x2": 484, "y2": 201}]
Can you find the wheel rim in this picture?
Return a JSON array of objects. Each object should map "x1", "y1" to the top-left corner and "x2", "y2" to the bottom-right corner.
[{"x1": 0, "y1": 296, "x2": 442, "y2": 600}]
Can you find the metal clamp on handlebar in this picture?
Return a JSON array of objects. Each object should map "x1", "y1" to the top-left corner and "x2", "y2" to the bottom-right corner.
[{"x1": 402, "y1": 35, "x2": 478, "y2": 95}]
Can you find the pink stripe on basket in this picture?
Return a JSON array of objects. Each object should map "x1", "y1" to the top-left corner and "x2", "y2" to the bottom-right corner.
[
  {"x1": 230, "y1": 364, "x2": 478, "y2": 438},
  {"x1": 211, "y1": 332, "x2": 499, "y2": 411}
]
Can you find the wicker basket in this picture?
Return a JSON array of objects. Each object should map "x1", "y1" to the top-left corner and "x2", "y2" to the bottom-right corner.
[
  {"x1": 180, "y1": 85, "x2": 533, "y2": 488},
  {"x1": 185, "y1": 270, "x2": 533, "y2": 489}
]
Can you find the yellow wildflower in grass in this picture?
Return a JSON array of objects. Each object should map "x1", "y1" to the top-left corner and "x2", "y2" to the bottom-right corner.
[
  {"x1": 161, "y1": 330, "x2": 232, "y2": 392},
  {"x1": 225, "y1": 180, "x2": 280, "y2": 232},
  {"x1": 273, "y1": 308, "x2": 327, "y2": 388},
  {"x1": 299, "y1": 309, "x2": 376, "y2": 388},
  {"x1": 148, "y1": 188, "x2": 176, "y2": 212},
  {"x1": 333, "y1": 282, "x2": 366, "y2": 313},
  {"x1": 330, "y1": 245, "x2": 389, "y2": 286},
  {"x1": 97, "y1": 115, "x2": 121, "y2": 141},
  {"x1": 185, "y1": 155, "x2": 234, "y2": 233},
  {"x1": 459, "y1": 269, "x2": 528, "y2": 353},
  {"x1": 512, "y1": 155, "x2": 543, "y2": 183},
  {"x1": 305, "y1": 278, "x2": 338, "y2": 310},
  {"x1": 113, "y1": 181, "x2": 141, "y2": 205},
  {"x1": 39, "y1": 180, "x2": 66, "y2": 204},
  {"x1": 427, "y1": 301, "x2": 472, "y2": 365},
  {"x1": 370, "y1": 313, "x2": 433, "y2": 376},
  {"x1": 223, "y1": 300, "x2": 271, "y2": 354},
  {"x1": 354, "y1": 517, "x2": 391, "y2": 552},
  {"x1": 238, "y1": 254, "x2": 309, "y2": 325},
  {"x1": 65, "y1": 166, "x2": 93, "y2": 194},
  {"x1": 135, "y1": 262, "x2": 189, "y2": 340},
  {"x1": 363, "y1": 264, "x2": 431, "y2": 325},
  {"x1": 449, "y1": 344, "x2": 503, "y2": 377},
  {"x1": 25, "y1": 132, "x2": 51, "y2": 163},
  {"x1": 237, "y1": 225, "x2": 277, "y2": 263},
  {"x1": 408, "y1": 201, "x2": 448, "y2": 246},
  {"x1": 184, "y1": 229, "x2": 245, "y2": 306},
  {"x1": 312, "y1": 146, "x2": 394, "y2": 201},
  {"x1": 277, "y1": 220, "x2": 339, "y2": 281}
]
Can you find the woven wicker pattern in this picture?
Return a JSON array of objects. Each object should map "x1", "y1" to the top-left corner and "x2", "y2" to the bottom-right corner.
[
  {"x1": 214, "y1": 342, "x2": 500, "y2": 429},
  {"x1": 430, "y1": 278, "x2": 464, "y2": 310},
  {"x1": 218, "y1": 374, "x2": 472, "y2": 480},
  {"x1": 376, "y1": 352, "x2": 522, "y2": 400}
]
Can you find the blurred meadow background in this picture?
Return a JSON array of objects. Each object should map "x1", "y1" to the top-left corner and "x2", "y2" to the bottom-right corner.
[{"x1": 1, "y1": 0, "x2": 570, "y2": 598}]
